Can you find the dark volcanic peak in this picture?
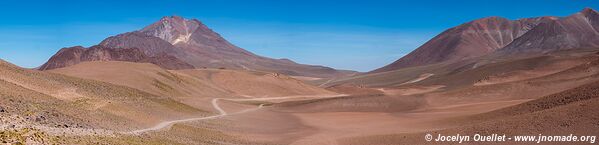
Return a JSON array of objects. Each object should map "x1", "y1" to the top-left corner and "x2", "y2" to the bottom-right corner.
[
  {"x1": 372, "y1": 8, "x2": 599, "y2": 73},
  {"x1": 140, "y1": 16, "x2": 202, "y2": 45},
  {"x1": 135, "y1": 16, "x2": 356, "y2": 77},
  {"x1": 138, "y1": 15, "x2": 238, "y2": 51},
  {"x1": 41, "y1": 15, "x2": 356, "y2": 78}
]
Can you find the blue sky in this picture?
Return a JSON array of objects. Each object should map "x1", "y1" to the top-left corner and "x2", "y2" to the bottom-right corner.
[{"x1": 0, "y1": 0, "x2": 597, "y2": 71}]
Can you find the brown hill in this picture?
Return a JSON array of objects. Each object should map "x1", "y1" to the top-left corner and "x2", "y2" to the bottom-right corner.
[
  {"x1": 2, "y1": 58, "x2": 343, "y2": 144},
  {"x1": 0, "y1": 59, "x2": 206, "y2": 132},
  {"x1": 49, "y1": 61, "x2": 336, "y2": 101},
  {"x1": 328, "y1": 49, "x2": 598, "y2": 91},
  {"x1": 372, "y1": 8, "x2": 599, "y2": 73},
  {"x1": 299, "y1": 50, "x2": 599, "y2": 145},
  {"x1": 371, "y1": 16, "x2": 553, "y2": 73},
  {"x1": 39, "y1": 45, "x2": 193, "y2": 70}
]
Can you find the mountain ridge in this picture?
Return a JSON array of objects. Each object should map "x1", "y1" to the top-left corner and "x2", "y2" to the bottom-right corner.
[
  {"x1": 39, "y1": 45, "x2": 194, "y2": 70},
  {"x1": 41, "y1": 16, "x2": 357, "y2": 78},
  {"x1": 371, "y1": 8, "x2": 599, "y2": 73}
]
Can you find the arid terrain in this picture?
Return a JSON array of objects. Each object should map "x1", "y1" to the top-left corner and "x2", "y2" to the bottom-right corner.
[{"x1": 1, "y1": 7, "x2": 599, "y2": 145}]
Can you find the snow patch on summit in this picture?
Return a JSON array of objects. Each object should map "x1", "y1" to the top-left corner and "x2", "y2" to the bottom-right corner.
[{"x1": 172, "y1": 33, "x2": 192, "y2": 44}]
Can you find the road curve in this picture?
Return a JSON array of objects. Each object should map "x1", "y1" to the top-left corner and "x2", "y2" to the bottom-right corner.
[
  {"x1": 125, "y1": 94, "x2": 347, "y2": 134},
  {"x1": 212, "y1": 98, "x2": 228, "y2": 115},
  {"x1": 126, "y1": 98, "x2": 238, "y2": 134}
]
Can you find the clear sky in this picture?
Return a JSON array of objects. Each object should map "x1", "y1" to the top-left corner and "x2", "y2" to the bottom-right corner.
[{"x1": 0, "y1": 0, "x2": 597, "y2": 71}]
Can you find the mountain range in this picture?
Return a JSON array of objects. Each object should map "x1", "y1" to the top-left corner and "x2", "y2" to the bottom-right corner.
[
  {"x1": 372, "y1": 8, "x2": 599, "y2": 73},
  {"x1": 40, "y1": 16, "x2": 356, "y2": 78},
  {"x1": 3, "y1": 6, "x2": 599, "y2": 145}
]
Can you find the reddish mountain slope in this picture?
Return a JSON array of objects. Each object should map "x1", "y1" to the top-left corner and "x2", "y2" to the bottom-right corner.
[
  {"x1": 371, "y1": 16, "x2": 552, "y2": 73},
  {"x1": 99, "y1": 32, "x2": 182, "y2": 57},
  {"x1": 42, "y1": 16, "x2": 355, "y2": 78},
  {"x1": 41, "y1": 16, "x2": 356, "y2": 77},
  {"x1": 500, "y1": 8, "x2": 599, "y2": 54},
  {"x1": 39, "y1": 45, "x2": 193, "y2": 70},
  {"x1": 373, "y1": 8, "x2": 599, "y2": 73}
]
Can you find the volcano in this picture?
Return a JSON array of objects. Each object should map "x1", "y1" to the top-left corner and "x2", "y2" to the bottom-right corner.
[{"x1": 41, "y1": 16, "x2": 356, "y2": 78}]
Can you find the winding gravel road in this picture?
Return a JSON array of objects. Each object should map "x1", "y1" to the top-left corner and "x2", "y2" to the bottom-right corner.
[
  {"x1": 125, "y1": 94, "x2": 346, "y2": 134},
  {"x1": 126, "y1": 98, "x2": 245, "y2": 134}
]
